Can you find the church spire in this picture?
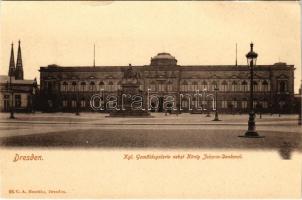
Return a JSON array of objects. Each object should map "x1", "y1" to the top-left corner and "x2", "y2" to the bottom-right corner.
[
  {"x1": 15, "y1": 40, "x2": 24, "y2": 80},
  {"x1": 8, "y1": 42, "x2": 15, "y2": 77}
]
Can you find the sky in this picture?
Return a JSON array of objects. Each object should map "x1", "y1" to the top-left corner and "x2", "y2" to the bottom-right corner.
[{"x1": 0, "y1": 1, "x2": 301, "y2": 92}]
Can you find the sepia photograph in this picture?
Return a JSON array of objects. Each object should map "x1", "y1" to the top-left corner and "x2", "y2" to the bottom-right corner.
[{"x1": 0, "y1": 1, "x2": 301, "y2": 198}]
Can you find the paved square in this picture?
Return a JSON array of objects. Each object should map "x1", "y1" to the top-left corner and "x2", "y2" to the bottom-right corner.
[{"x1": 0, "y1": 112, "x2": 301, "y2": 159}]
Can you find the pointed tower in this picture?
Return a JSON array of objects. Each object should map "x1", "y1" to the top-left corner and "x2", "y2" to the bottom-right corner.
[
  {"x1": 15, "y1": 40, "x2": 24, "y2": 80},
  {"x1": 8, "y1": 42, "x2": 15, "y2": 77}
]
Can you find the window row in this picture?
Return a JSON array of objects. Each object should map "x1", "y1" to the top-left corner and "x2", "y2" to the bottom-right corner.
[
  {"x1": 181, "y1": 100, "x2": 268, "y2": 109},
  {"x1": 3, "y1": 94, "x2": 27, "y2": 108},
  {"x1": 61, "y1": 81, "x2": 120, "y2": 92},
  {"x1": 60, "y1": 80, "x2": 272, "y2": 93},
  {"x1": 180, "y1": 80, "x2": 270, "y2": 92},
  {"x1": 61, "y1": 81, "x2": 145, "y2": 92}
]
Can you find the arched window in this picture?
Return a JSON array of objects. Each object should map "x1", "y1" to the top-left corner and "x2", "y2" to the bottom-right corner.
[
  {"x1": 72, "y1": 81, "x2": 77, "y2": 92},
  {"x1": 253, "y1": 81, "x2": 258, "y2": 92},
  {"x1": 201, "y1": 81, "x2": 208, "y2": 91},
  {"x1": 279, "y1": 80, "x2": 287, "y2": 92},
  {"x1": 241, "y1": 81, "x2": 248, "y2": 92},
  {"x1": 231, "y1": 81, "x2": 238, "y2": 92},
  {"x1": 117, "y1": 81, "x2": 122, "y2": 90},
  {"x1": 262, "y1": 81, "x2": 269, "y2": 92},
  {"x1": 150, "y1": 81, "x2": 156, "y2": 91},
  {"x1": 211, "y1": 81, "x2": 218, "y2": 91},
  {"x1": 192, "y1": 81, "x2": 198, "y2": 91},
  {"x1": 158, "y1": 82, "x2": 166, "y2": 92},
  {"x1": 80, "y1": 82, "x2": 86, "y2": 92},
  {"x1": 108, "y1": 81, "x2": 114, "y2": 91},
  {"x1": 89, "y1": 81, "x2": 96, "y2": 91},
  {"x1": 62, "y1": 82, "x2": 68, "y2": 92},
  {"x1": 221, "y1": 81, "x2": 228, "y2": 92},
  {"x1": 99, "y1": 81, "x2": 105, "y2": 91},
  {"x1": 181, "y1": 80, "x2": 188, "y2": 92},
  {"x1": 137, "y1": 81, "x2": 143, "y2": 91}
]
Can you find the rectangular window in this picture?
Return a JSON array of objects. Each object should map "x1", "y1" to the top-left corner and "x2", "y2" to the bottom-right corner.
[
  {"x1": 71, "y1": 100, "x2": 77, "y2": 108},
  {"x1": 222, "y1": 84, "x2": 228, "y2": 92},
  {"x1": 181, "y1": 85, "x2": 188, "y2": 92},
  {"x1": 231, "y1": 85, "x2": 237, "y2": 92},
  {"x1": 62, "y1": 100, "x2": 68, "y2": 107},
  {"x1": 159, "y1": 84, "x2": 165, "y2": 92},
  {"x1": 181, "y1": 101, "x2": 188, "y2": 108},
  {"x1": 48, "y1": 100, "x2": 53, "y2": 108},
  {"x1": 4, "y1": 95, "x2": 10, "y2": 111},
  {"x1": 253, "y1": 101, "x2": 257, "y2": 108},
  {"x1": 150, "y1": 84, "x2": 156, "y2": 91},
  {"x1": 90, "y1": 85, "x2": 96, "y2": 91},
  {"x1": 15, "y1": 95, "x2": 21, "y2": 108},
  {"x1": 242, "y1": 101, "x2": 248, "y2": 109},
  {"x1": 222, "y1": 100, "x2": 227, "y2": 108},
  {"x1": 232, "y1": 101, "x2": 237, "y2": 108},
  {"x1": 242, "y1": 85, "x2": 248, "y2": 92},
  {"x1": 81, "y1": 100, "x2": 86, "y2": 108}
]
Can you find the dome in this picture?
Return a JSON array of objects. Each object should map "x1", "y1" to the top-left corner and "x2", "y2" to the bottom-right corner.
[{"x1": 150, "y1": 52, "x2": 177, "y2": 66}]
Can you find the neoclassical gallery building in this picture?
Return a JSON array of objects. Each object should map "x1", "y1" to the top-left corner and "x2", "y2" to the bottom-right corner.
[{"x1": 39, "y1": 52, "x2": 295, "y2": 113}]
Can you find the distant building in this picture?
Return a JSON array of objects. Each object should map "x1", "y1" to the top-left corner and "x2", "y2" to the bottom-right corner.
[
  {"x1": 293, "y1": 82, "x2": 301, "y2": 114},
  {"x1": 39, "y1": 51, "x2": 296, "y2": 114},
  {"x1": 0, "y1": 41, "x2": 37, "y2": 112}
]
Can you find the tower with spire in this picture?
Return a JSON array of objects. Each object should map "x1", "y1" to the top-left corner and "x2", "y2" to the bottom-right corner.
[
  {"x1": 8, "y1": 42, "x2": 15, "y2": 77},
  {"x1": 15, "y1": 40, "x2": 24, "y2": 80}
]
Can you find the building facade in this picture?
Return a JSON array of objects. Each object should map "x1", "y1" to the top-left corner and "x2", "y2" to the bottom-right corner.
[
  {"x1": 39, "y1": 52, "x2": 295, "y2": 113},
  {"x1": 0, "y1": 41, "x2": 37, "y2": 113}
]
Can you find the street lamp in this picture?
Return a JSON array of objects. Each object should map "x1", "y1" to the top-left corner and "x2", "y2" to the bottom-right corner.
[
  {"x1": 9, "y1": 74, "x2": 15, "y2": 119},
  {"x1": 240, "y1": 43, "x2": 263, "y2": 138},
  {"x1": 213, "y1": 86, "x2": 220, "y2": 121},
  {"x1": 202, "y1": 89, "x2": 210, "y2": 117}
]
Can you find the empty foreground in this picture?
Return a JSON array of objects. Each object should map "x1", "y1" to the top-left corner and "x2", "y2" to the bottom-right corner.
[{"x1": 0, "y1": 112, "x2": 301, "y2": 159}]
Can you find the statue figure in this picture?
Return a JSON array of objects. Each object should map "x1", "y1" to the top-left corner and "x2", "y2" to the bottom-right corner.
[{"x1": 123, "y1": 65, "x2": 140, "y2": 84}]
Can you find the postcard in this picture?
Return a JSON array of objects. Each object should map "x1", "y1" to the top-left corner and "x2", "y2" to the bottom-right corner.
[{"x1": 0, "y1": 1, "x2": 301, "y2": 198}]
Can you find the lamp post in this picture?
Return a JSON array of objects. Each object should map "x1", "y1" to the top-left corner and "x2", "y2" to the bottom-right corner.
[
  {"x1": 240, "y1": 43, "x2": 263, "y2": 138},
  {"x1": 9, "y1": 74, "x2": 15, "y2": 119},
  {"x1": 202, "y1": 89, "x2": 210, "y2": 117},
  {"x1": 213, "y1": 86, "x2": 220, "y2": 121}
]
